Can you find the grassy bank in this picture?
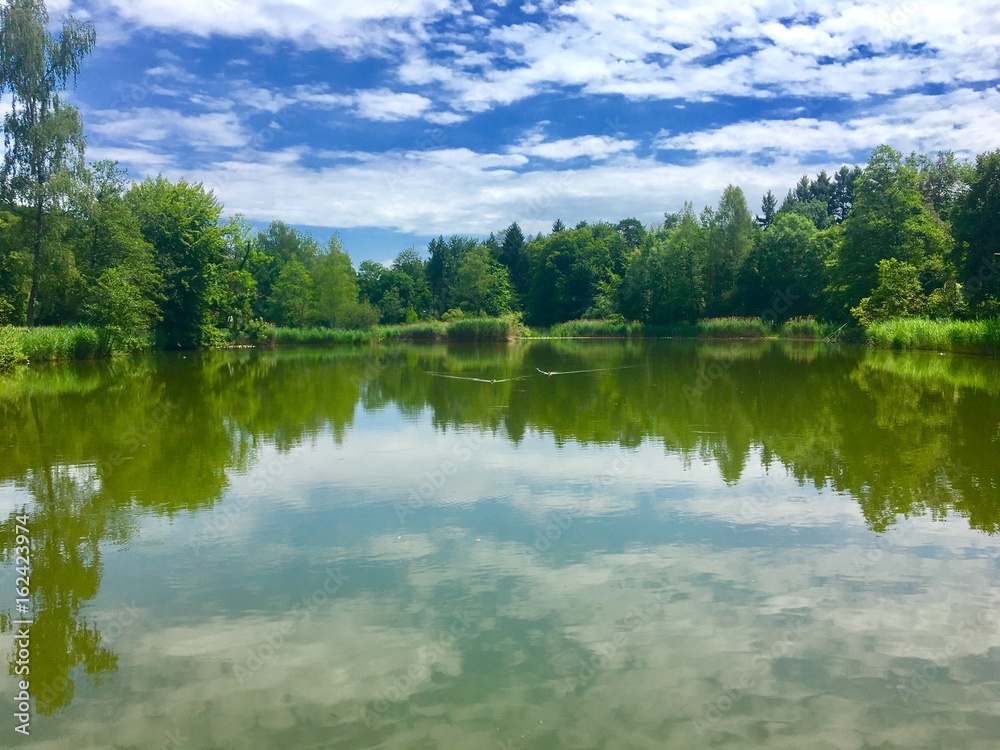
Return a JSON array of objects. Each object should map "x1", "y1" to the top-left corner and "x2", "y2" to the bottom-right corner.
[
  {"x1": 0, "y1": 325, "x2": 154, "y2": 371},
  {"x1": 270, "y1": 317, "x2": 519, "y2": 346},
  {"x1": 7, "y1": 317, "x2": 999, "y2": 372},
  {"x1": 866, "y1": 318, "x2": 1000, "y2": 354},
  {"x1": 543, "y1": 317, "x2": 771, "y2": 339}
]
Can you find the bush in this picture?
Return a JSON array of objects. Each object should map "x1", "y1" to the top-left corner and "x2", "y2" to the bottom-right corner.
[
  {"x1": 697, "y1": 317, "x2": 772, "y2": 339},
  {"x1": 0, "y1": 326, "x2": 27, "y2": 372},
  {"x1": 339, "y1": 301, "x2": 380, "y2": 331}
]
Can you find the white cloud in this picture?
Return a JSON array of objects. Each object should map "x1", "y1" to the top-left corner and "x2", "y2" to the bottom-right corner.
[
  {"x1": 655, "y1": 87, "x2": 1000, "y2": 161},
  {"x1": 81, "y1": 1, "x2": 1000, "y2": 109},
  {"x1": 512, "y1": 133, "x2": 639, "y2": 161},
  {"x1": 88, "y1": 107, "x2": 248, "y2": 150},
  {"x1": 354, "y1": 88, "x2": 433, "y2": 122}
]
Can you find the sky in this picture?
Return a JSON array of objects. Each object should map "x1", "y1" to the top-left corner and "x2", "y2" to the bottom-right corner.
[{"x1": 46, "y1": 0, "x2": 1000, "y2": 263}]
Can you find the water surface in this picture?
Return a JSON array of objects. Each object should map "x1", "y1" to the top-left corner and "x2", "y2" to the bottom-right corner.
[{"x1": 1, "y1": 340, "x2": 998, "y2": 749}]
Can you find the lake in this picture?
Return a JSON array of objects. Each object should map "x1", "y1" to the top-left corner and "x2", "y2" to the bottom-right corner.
[{"x1": 1, "y1": 340, "x2": 998, "y2": 749}]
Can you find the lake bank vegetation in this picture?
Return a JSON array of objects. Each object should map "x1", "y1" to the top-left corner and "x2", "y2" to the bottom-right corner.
[{"x1": 1, "y1": 1, "x2": 998, "y2": 372}]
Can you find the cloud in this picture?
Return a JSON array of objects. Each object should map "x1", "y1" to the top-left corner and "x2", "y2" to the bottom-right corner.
[
  {"x1": 353, "y1": 89, "x2": 433, "y2": 122},
  {"x1": 655, "y1": 88, "x2": 1000, "y2": 160},
  {"x1": 89, "y1": 0, "x2": 460, "y2": 54},
  {"x1": 88, "y1": 107, "x2": 249, "y2": 150},
  {"x1": 512, "y1": 133, "x2": 639, "y2": 161}
]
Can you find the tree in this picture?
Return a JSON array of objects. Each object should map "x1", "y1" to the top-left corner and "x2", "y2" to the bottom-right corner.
[
  {"x1": 84, "y1": 266, "x2": 160, "y2": 351},
  {"x1": 615, "y1": 218, "x2": 646, "y2": 250},
  {"x1": 126, "y1": 177, "x2": 226, "y2": 348},
  {"x1": 704, "y1": 184, "x2": 756, "y2": 314},
  {"x1": 314, "y1": 237, "x2": 360, "y2": 327},
  {"x1": 736, "y1": 212, "x2": 818, "y2": 320},
  {"x1": 0, "y1": 0, "x2": 96, "y2": 326},
  {"x1": 428, "y1": 235, "x2": 478, "y2": 315},
  {"x1": 620, "y1": 203, "x2": 706, "y2": 324},
  {"x1": 70, "y1": 161, "x2": 161, "y2": 326},
  {"x1": 0, "y1": 209, "x2": 27, "y2": 323},
  {"x1": 498, "y1": 222, "x2": 530, "y2": 306},
  {"x1": 953, "y1": 150, "x2": 1000, "y2": 314},
  {"x1": 910, "y1": 150, "x2": 970, "y2": 222},
  {"x1": 391, "y1": 247, "x2": 432, "y2": 318},
  {"x1": 830, "y1": 165, "x2": 862, "y2": 224},
  {"x1": 851, "y1": 258, "x2": 926, "y2": 325},
  {"x1": 455, "y1": 244, "x2": 511, "y2": 317},
  {"x1": 831, "y1": 146, "x2": 952, "y2": 317},
  {"x1": 268, "y1": 258, "x2": 315, "y2": 327},
  {"x1": 551, "y1": 219, "x2": 565, "y2": 233},
  {"x1": 757, "y1": 190, "x2": 777, "y2": 230},
  {"x1": 526, "y1": 223, "x2": 626, "y2": 325}
]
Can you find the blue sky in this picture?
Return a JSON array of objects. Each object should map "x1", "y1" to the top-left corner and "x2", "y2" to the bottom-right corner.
[{"x1": 47, "y1": 0, "x2": 1000, "y2": 263}]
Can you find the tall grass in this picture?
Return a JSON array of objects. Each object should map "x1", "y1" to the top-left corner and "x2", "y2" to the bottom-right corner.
[
  {"x1": 444, "y1": 317, "x2": 514, "y2": 341},
  {"x1": 697, "y1": 317, "x2": 772, "y2": 339},
  {"x1": 867, "y1": 318, "x2": 1000, "y2": 354},
  {"x1": 272, "y1": 327, "x2": 373, "y2": 346},
  {"x1": 378, "y1": 322, "x2": 446, "y2": 341},
  {"x1": 781, "y1": 316, "x2": 835, "y2": 340},
  {"x1": 547, "y1": 320, "x2": 645, "y2": 338},
  {"x1": 18, "y1": 326, "x2": 99, "y2": 360}
]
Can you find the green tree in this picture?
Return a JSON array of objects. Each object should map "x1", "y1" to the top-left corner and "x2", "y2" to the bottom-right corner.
[
  {"x1": 620, "y1": 203, "x2": 705, "y2": 324},
  {"x1": 70, "y1": 161, "x2": 161, "y2": 328},
  {"x1": 428, "y1": 235, "x2": 478, "y2": 315},
  {"x1": 454, "y1": 243, "x2": 511, "y2": 317},
  {"x1": 126, "y1": 177, "x2": 226, "y2": 348},
  {"x1": 737, "y1": 212, "x2": 818, "y2": 320},
  {"x1": 391, "y1": 247, "x2": 432, "y2": 318},
  {"x1": 498, "y1": 223, "x2": 530, "y2": 307},
  {"x1": 84, "y1": 266, "x2": 160, "y2": 351},
  {"x1": 953, "y1": 150, "x2": 1000, "y2": 315},
  {"x1": 851, "y1": 258, "x2": 926, "y2": 325},
  {"x1": 0, "y1": 209, "x2": 27, "y2": 323},
  {"x1": 757, "y1": 190, "x2": 777, "y2": 230},
  {"x1": 704, "y1": 184, "x2": 756, "y2": 314},
  {"x1": 831, "y1": 145, "x2": 952, "y2": 317},
  {"x1": 0, "y1": 0, "x2": 95, "y2": 326},
  {"x1": 314, "y1": 237, "x2": 360, "y2": 327},
  {"x1": 268, "y1": 258, "x2": 315, "y2": 327}
]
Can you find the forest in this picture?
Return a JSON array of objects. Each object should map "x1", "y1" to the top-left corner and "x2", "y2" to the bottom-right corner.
[{"x1": 1, "y1": 0, "x2": 999, "y2": 355}]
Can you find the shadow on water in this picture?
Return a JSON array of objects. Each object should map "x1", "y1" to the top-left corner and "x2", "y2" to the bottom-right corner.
[{"x1": 0, "y1": 340, "x2": 997, "y2": 715}]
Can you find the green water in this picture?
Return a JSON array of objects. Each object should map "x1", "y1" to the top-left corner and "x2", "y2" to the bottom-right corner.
[{"x1": 0, "y1": 340, "x2": 998, "y2": 749}]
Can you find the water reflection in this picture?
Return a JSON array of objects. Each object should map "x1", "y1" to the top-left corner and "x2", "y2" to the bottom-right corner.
[{"x1": 0, "y1": 341, "x2": 997, "y2": 736}]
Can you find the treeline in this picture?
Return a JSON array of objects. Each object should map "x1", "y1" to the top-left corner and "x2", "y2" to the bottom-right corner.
[{"x1": 4, "y1": 145, "x2": 1000, "y2": 349}]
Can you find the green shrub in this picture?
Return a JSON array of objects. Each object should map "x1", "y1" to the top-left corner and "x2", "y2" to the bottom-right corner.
[
  {"x1": 0, "y1": 326, "x2": 27, "y2": 372},
  {"x1": 697, "y1": 317, "x2": 772, "y2": 339}
]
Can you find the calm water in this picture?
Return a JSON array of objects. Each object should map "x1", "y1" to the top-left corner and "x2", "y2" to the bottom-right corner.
[{"x1": 1, "y1": 340, "x2": 999, "y2": 749}]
